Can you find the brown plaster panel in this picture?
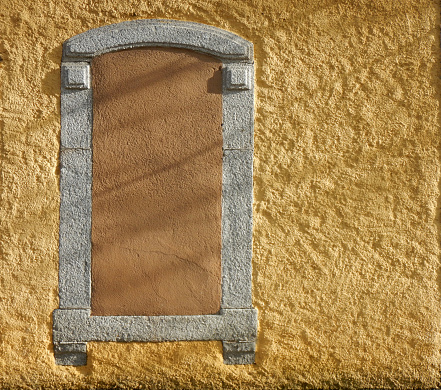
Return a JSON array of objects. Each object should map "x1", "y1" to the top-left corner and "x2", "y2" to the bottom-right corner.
[{"x1": 91, "y1": 48, "x2": 223, "y2": 316}]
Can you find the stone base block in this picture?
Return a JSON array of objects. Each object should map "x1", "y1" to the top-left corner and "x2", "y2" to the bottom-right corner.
[
  {"x1": 223, "y1": 341, "x2": 255, "y2": 364},
  {"x1": 54, "y1": 342, "x2": 87, "y2": 366}
]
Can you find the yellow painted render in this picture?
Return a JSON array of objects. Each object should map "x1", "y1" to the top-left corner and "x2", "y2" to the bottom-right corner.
[{"x1": 1, "y1": 0, "x2": 440, "y2": 388}]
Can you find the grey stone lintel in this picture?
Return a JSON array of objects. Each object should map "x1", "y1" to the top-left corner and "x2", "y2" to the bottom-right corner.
[
  {"x1": 62, "y1": 19, "x2": 253, "y2": 63},
  {"x1": 57, "y1": 19, "x2": 256, "y2": 366}
]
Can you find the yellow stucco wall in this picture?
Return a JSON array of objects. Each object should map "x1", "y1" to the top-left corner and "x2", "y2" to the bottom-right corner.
[{"x1": 1, "y1": 0, "x2": 440, "y2": 388}]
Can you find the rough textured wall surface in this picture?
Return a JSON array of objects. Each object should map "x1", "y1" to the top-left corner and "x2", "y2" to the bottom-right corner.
[{"x1": 0, "y1": 0, "x2": 440, "y2": 388}]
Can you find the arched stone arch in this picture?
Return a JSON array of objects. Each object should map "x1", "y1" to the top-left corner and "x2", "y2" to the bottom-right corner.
[{"x1": 62, "y1": 19, "x2": 253, "y2": 61}]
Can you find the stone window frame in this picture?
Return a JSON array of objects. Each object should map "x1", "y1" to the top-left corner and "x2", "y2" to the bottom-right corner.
[{"x1": 53, "y1": 19, "x2": 257, "y2": 366}]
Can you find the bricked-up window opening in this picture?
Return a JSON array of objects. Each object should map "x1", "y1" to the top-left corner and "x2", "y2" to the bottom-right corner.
[
  {"x1": 91, "y1": 48, "x2": 223, "y2": 317},
  {"x1": 54, "y1": 19, "x2": 256, "y2": 366}
]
